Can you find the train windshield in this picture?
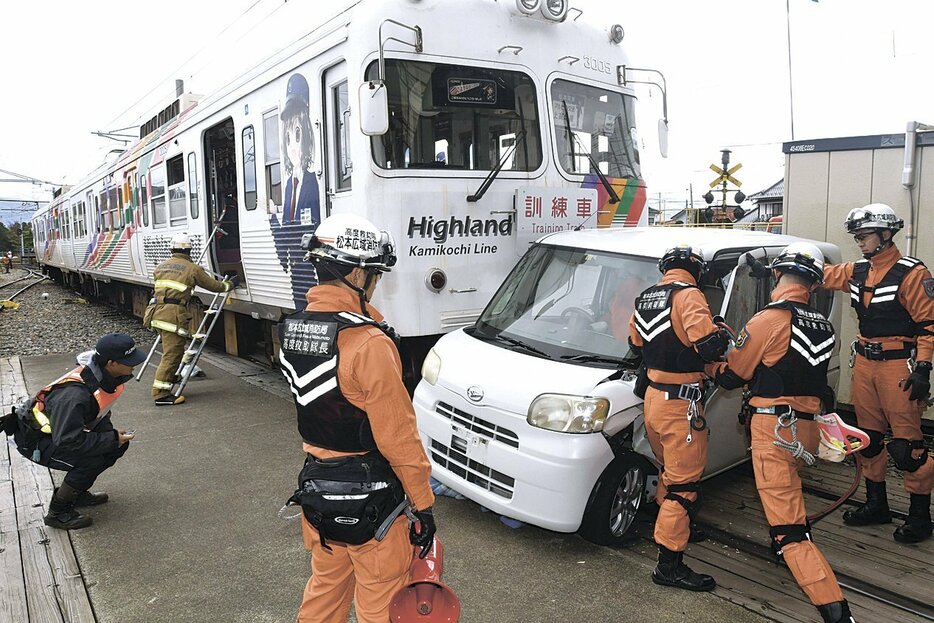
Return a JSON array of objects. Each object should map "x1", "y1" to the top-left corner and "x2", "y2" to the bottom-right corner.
[
  {"x1": 551, "y1": 79, "x2": 640, "y2": 179},
  {"x1": 368, "y1": 60, "x2": 542, "y2": 171},
  {"x1": 470, "y1": 244, "x2": 656, "y2": 368}
]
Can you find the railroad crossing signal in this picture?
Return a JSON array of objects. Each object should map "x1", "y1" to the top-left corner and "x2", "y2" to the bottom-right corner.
[{"x1": 709, "y1": 162, "x2": 743, "y2": 188}]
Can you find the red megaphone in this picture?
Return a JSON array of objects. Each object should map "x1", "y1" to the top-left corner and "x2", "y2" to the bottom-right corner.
[{"x1": 389, "y1": 537, "x2": 461, "y2": 622}]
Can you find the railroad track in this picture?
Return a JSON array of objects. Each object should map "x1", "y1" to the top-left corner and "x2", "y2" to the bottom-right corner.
[
  {"x1": 659, "y1": 460, "x2": 934, "y2": 623},
  {"x1": 0, "y1": 268, "x2": 49, "y2": 302}
]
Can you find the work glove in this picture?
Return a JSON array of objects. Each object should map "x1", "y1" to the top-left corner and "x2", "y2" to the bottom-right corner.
[
  {"x1": 409, "y1": 507, "x2": 436, "y2": 559},
  {"x1": 903, "y1": 361, "x2": 932, "y2": 402},
  {"x1": 745, "y1": 253, "x2": 772, "y2": 280},
  {"x1": 225, "y1": 273, "x2": 241, "y2": 289}
]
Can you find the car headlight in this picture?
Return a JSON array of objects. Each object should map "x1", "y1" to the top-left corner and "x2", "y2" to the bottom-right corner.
[
  {"x1": 421, "y1": 348, "x2": 441, "y2": 385},
  {"x1": 528, "y1": 394, "x2": 609, "y2": 433}
]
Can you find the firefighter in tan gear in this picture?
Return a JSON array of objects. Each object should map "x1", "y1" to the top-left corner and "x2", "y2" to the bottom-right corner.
[
  {"x1": 149, "y1": 233, "x2": 236, "y2": 406},
  {"x1": 280, "y1": 214, "x2": 436, "y2": 623},
  {"x1": 629, "y1": 245, "x2": 729, "y2": 592},
  {"x1": 713, "y1": 243, "x2": 855, "y2": 623},
  {"x1": 818, "y1": 204, "x2": 934, "y2": 543}
]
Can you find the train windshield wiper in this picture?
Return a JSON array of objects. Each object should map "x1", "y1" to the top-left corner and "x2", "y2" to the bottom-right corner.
[
  {"x1": 561, "y1": 100, "x2": 620, "y2": 205},
  {"x1": 467, "y1": 129, "x2": 527, "y2": 203}
]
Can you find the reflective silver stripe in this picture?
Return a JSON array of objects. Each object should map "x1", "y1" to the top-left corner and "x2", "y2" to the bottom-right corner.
[
  {"x1": 897, "y1": 258, "x2": 920, "y2": 268},
  {"x1": 338, "y1": 312, "x2": 368, "y2": 324},
  {"x1": 293, "y1": 377, "x2": 338, "y2": 406},
  {"x1": 789, "y1": 325, "x2": 834, "y2": 365},
  {"x1": 279, "y1": 350, "x2": 337, "y2": 387},
  {"x1": 633, "y1": 307, "x2": 672, "y2": 342},
  {"x1": 151, "y1": 320, "x2": 189, "y2": 336},
  {"x1": 155, "y1": 279, "x2": 190, "y2": 292},
  {"x1": 870, "y1": 295, "x2": 897, "y2": 303},
  {"x1": 152, "y1": 380, "x2": 173, "y2": 389}
]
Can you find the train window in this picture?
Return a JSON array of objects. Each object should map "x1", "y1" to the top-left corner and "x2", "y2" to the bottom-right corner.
[
  {"x1": 167, "y1": 154, "x2": 187, "y2": 226},
  {"x1": 368, "y1": 60, "x2": 542, "y2": 172},
  {"x1": 242, "y1": 125, "x2": 257, "y2": 210},
  {"x1": 115, "y1": 187, "x2": 124, "y2": 229},
  {"x1": 151, "y1": 166, "x2": 167, "y2": 227},
  {"x1": 109, "y1": 187, "x2": 121, "y2": 230},
  {"x1": 263, "y1": 111, "x2": 282, "y2": 209},
  {"x1": 551, "y1": 79, "x2": 640, "y2": 180},
  {"x1": 333, "y1": 80, "x2": 352, "y2": 190},
  {"x1": 139, "y1": 174, "x2": 149, "y2": 226},
  {"x1": 187, "y1": 153, "x2": 199, "y2": 219},
  {"x1": 93, "y1": 194, "x2": 100, "y2": 232},
  {"x1": 99, "y1": 190, "x2": 110, "y2": 231}
]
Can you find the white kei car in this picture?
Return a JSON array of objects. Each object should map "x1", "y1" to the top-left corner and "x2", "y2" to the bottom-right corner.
[{"x1": 414, "y1": 226, "x2": 843, "y2": 546}]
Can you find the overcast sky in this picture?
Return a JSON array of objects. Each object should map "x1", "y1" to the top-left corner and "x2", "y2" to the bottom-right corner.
[{"x1": 2, "y1": 0, "x2": 931, "y2": 219}]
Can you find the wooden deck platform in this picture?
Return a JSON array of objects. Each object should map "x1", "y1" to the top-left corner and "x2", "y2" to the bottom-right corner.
[
  {"x1": 1, "y1": 356, "x2": 96, "y2": 623},
  {"x1": 688, "y1": 459, "x2": 934, "y2": 622}
]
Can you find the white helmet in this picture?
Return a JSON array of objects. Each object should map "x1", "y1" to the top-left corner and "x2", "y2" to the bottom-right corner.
[
  {"x1": 770, "y1": 241, "x2": 824, "y2": 284},
  {"x1": 304, "y1": 213, "x2": 396, "y2": 272},
  {"x1": 170, "y1": 233, "x2": 192, "y2": 250},
  {"x1": 844, "y1": 203, "x2": 903, "y2": 234}
]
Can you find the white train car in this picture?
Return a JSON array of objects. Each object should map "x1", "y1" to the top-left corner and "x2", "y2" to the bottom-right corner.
[{"x1": 33, "y1": 0, "x2": 658, "y2": 374}]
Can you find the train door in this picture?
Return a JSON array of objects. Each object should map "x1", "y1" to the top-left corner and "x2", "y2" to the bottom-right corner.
[
  {"x1": 202, "y1": 118, "x2": 244, "y2": 280},
  {"x1": 322, "y1": 61, "x2": 352, "y2": 216}
]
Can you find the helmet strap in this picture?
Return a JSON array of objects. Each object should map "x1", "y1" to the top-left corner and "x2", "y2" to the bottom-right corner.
[
  {"x1": 863, "y1": 229, "x2": 892, "y2": 259},
  {"x1": 317, "y1": 261, "x2": 373, "y2": 318}
]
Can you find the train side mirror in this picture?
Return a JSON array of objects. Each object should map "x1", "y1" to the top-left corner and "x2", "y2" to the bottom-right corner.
[
  {"x1": 359, "y1": 80, "x2": 389, "y2": 136},
  {"x1": 657, "y1": 119, "x2": 669, "y2": 159}
]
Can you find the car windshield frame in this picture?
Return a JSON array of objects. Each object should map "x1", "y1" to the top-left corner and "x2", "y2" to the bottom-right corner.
[
  {"x1": 471, "y1": 243, "x2": 658, "y2": 367},
  {"x1": 368, "y1": 59, "x2": 543, "y2": 173},
  {"x1": 550, "y1": 78, "x2": 640, "y2": 180}
]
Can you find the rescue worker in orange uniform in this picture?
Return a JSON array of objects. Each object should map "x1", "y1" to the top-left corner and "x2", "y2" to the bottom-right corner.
[
  {"x1": 279, "y1": 214, "x2": 435, "y2": 623},
  {"x1": 712, "y1": 243, "x2": 854, "y2": 623},
  {"x1": 1, "y1": 333, "x2": 144, "y2": 530},
  {"x1": 148, "y1": 233, "x2": 236, "y2": 406},
  {"x1": 629, "y1": 245, "x2": 729, "y2": 592},
  {"x1": 820, "y1": 204, "x2": 934, "y2": 543}
]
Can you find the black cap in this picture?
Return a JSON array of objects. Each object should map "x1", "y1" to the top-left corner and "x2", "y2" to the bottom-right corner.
[
  {"x1": 281, "y1": 73, "x2": 310, "y2": 119},
  {"x1": 95, "y1": 333, "x2": 147, "y2": 366}
]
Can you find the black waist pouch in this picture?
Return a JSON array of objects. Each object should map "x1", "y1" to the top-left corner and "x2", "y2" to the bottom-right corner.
[{"x1": 289, "y1": 453, "x2": 405, "y2": 546}]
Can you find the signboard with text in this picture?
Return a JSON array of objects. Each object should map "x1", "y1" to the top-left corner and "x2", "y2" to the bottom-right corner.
[{"x1": 516, "y1": 187, "x2": 599, "y2": 254}]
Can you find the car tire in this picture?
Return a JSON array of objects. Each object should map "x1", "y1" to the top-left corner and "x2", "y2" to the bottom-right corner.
[{"x1": 579, "y1": 453, "x2": 648, "y2": 546}]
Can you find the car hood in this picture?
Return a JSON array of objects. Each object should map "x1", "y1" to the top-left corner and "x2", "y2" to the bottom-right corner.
[{"x1": 428, "y1": 329, "x2": 618, "y2": 414}]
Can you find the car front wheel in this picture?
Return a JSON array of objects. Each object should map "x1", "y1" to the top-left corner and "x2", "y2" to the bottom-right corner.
[{"x1": 579, "y1": 454, "x2": 648, "y2": 546}]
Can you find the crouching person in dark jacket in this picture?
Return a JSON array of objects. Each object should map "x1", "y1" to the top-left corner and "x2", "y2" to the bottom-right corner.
[{"x1": 2, "y1": 333, "x2": 144, "y2": 529}]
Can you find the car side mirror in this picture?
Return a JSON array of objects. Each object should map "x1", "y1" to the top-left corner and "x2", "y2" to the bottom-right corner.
[{"x1": 359, "y1": 80, "x2": 389, "y2": 136}]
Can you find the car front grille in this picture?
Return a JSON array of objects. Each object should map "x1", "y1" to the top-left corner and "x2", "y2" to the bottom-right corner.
[
  {"x1": 430, "y1": 439, "x2": 515, "y2": 499},
  {"x1": 436, "y1": 401, "x2": 520, "y2": 448}
]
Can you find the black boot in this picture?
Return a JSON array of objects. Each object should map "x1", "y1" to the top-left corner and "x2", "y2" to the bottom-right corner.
[
  {"x1": 688, "y1": 523, "x2": 707, "y2": 543},
  {"x1": 651, "y1": 545, "x2": 716, "y2": 592},
  {"x1": 75, "y1": 490, "x2": 109, "y2": 507},
  {"x1": 893, "y1": 493, "x2": 933, "y2": 544},
  {"x1": 843, "y1": 479, "x2": 891, "y2": 526},
  {"x1": 44, "y1": 484, "x2": 92, "y2": 530},
  {"x1": 817, "y1": 599, "x2": 855, "y2": 623}
]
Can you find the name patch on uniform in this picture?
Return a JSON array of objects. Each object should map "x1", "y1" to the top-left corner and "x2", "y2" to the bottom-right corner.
[
  {"x1": 735, "y1": 328, "x2": 749, "y2": 349},
  {"x1": 281, "y1": 319, "x2": 337, "y2": 356},
  {"x1": 923, "y1": 277, "x2": 934, "y2": 299}
]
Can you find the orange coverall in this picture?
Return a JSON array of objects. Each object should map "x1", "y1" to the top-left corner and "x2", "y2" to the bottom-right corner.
[
  {"x1": 822, "y1": 245, "x2": 934, "y2": 495},
  {"x1": 297, "y1": 286, "x2": 434, "y2": 623},
  {"x1": 628, "y1": 268, "x2": 718, "y2": 552},
  {"x1": 715, "y1": 281, "x2": 844, "y2": 606}
]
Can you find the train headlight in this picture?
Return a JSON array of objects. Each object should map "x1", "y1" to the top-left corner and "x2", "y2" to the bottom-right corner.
[
  {"x1": 516, "y1": 0, "x2": 540, "y2": 15},
  {"x1": 540, "y1": 0, "x2": 568, "y2": 21},
  {"x1": 609, "y1": 24, "x2": 625, "y2": 44},
  {"x1": 528, "y1": 394, "x2": 609, "y2": 433}
]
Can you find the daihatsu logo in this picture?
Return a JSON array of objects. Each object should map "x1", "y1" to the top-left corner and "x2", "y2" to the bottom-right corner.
[{"x1": 466, "y1": 386, "x2": 484, "y2": 402}]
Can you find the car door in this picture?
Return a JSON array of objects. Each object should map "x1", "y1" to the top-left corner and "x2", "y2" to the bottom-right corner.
[{"x1": 702, "y1": 248, "x2": 777, "y2": 476}]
